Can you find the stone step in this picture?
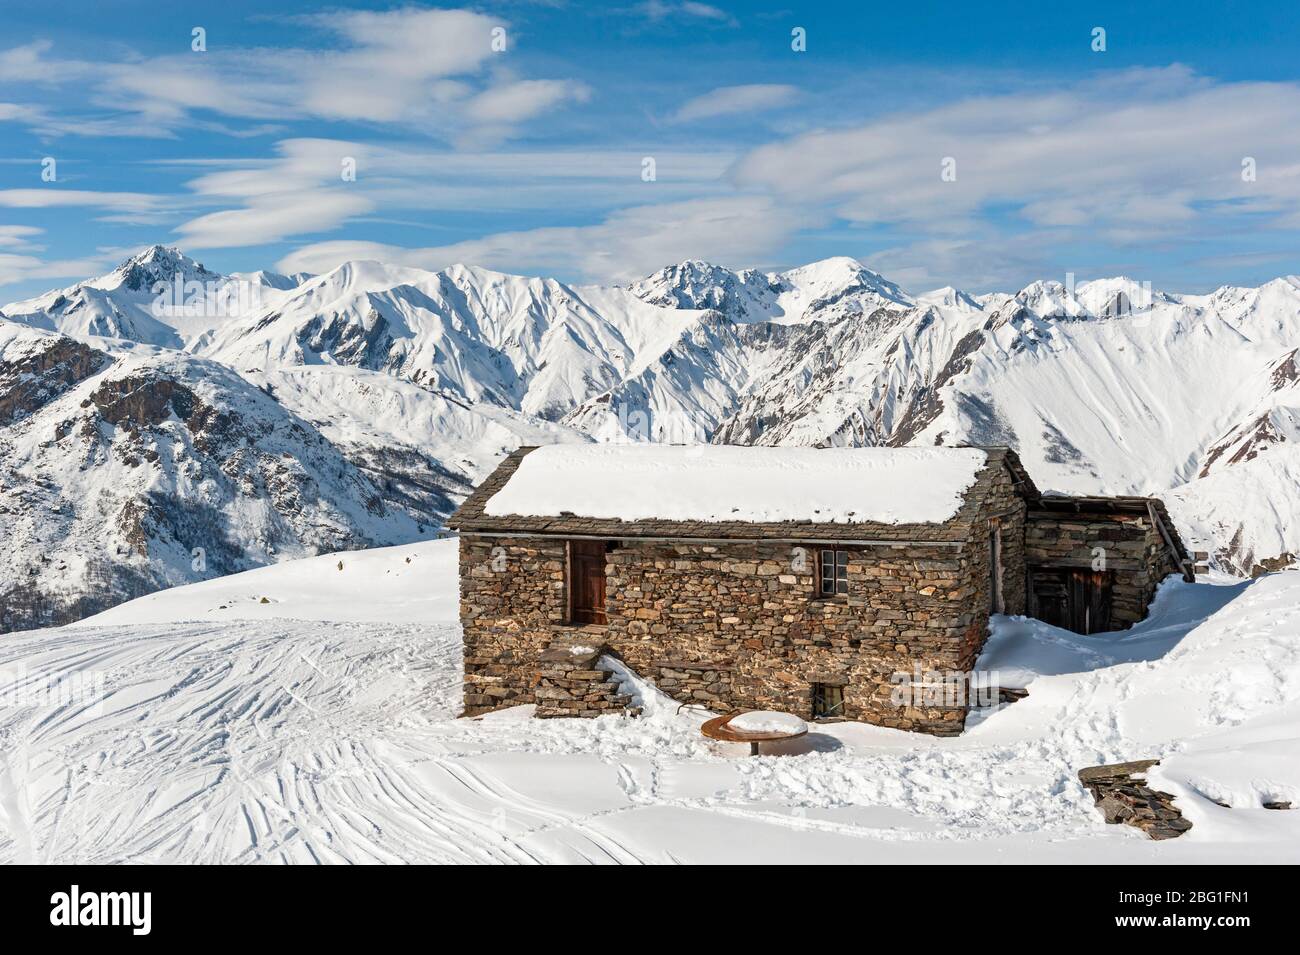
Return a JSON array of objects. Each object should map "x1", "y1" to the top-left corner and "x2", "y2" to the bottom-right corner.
[{"x1": 532, "y1": 638, "x2": 638, "y2": 719}]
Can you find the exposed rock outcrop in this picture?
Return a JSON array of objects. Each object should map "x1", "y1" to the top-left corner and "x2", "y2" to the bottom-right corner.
[{"x1": 1078, "y1": 759, "x2": 1192, "y2": 840}]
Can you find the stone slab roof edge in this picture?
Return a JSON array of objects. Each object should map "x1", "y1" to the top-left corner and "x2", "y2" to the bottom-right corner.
[
  {"x1": 448, "y1": 444, "x2": 1040, "y2": 541},
  {"x1": 1029, "y1": 493, "x2": 1191, "y2": 563}
]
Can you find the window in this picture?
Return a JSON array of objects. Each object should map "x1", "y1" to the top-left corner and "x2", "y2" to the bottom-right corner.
[
  {"x1": 812, "y1": 683, "x2": 845, "y2": 719},
  {"x1": 818, "y1": 549, "x2": 848, "y2": 597},
  {"x1": 568, "y1": 540, "x2": 610, "y2": 625}
]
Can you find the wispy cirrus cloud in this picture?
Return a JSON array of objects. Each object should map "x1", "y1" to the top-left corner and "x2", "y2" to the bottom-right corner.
[
  {"x1": 276, "y1": 195, "x2": 807, "y2": 282},
  {"x1": 0, "y1": 102, "x2": 43, "y2": 123},
  {"x1": 174, "y1": 139, "x2": 374, "y2": 249},
  {"x1": 672, "y1": 83, "x2": 799, "y2": 122},
  {"x1": 164, "y1": 139, "x2": 739, "y2": 250},
  {"x1": 633, "y1": 1, "x2": 737, "y2": 26},
  {"x1": 0, "y1": 189, "x2": 164, "y2": 213},
  {"x1": 0, "y1": 224, "x2": 42, "y2": 247},
  {"x1": 733, "y1": 66, "x2": 1300, "y2": 288},
  {"x1": 0, "y1": 8, "x2": 588, "y2": 143},
  {"x1": 0, "y1": 225, "x2": 131, "y2": 289}
]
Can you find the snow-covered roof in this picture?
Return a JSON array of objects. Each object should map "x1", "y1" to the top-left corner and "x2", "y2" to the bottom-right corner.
[{"x1": 474, "y1": 444, "x2": 990, "y2": 528}]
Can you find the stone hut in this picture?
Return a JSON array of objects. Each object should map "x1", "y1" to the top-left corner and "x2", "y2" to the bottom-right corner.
[{"x1": 449, "y1": 444, "x2": 1191, "y2": 735}]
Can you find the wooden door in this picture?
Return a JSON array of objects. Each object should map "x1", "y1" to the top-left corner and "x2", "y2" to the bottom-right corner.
[
  {"x1": 1028, "y1": 568, "x2": 1113, "y2": 634},
  {"x1": 1028, "y1": 568, "x2": 1069, "y2": 629},
  {"x1": 1069, "y1": 570, "x2": 1112, "y2": 634},
  {"x1": 569, "y1": 540, "x2": 608, "y2": 625}
]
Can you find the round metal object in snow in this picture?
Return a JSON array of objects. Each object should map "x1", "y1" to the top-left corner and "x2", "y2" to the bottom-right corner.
[{"x1": 700, "y1": 713, "x2": 808, "y2": 756}]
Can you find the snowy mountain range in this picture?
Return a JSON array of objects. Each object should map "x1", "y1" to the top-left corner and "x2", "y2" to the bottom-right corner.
[{"x1": 4, "y1": 244, "x2": 1300, "y2": 631}]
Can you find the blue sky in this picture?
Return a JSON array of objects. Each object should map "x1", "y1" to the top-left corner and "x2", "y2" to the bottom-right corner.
[{"x1": 2, "y1": 0, "x2": 1299, "y2": 299}]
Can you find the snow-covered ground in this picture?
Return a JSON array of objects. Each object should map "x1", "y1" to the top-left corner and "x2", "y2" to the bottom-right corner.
[{"x1": 1, "y1": 539, "x2": 1297, "y2": 864}]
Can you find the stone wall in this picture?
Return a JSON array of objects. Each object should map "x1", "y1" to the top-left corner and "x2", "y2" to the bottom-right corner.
[
  {"x1": 603, "y1": 538, "x2": 979, "y2": 734},
  {"x1": 1024, "y1": 510, "x2": 1173, "y2": 629},
  {"x1": 964, "y1": 457, "x2": 1029, "y2": 641},
  {"x1": 459, "y1": 535, "x2": 567, "y2": 715}
]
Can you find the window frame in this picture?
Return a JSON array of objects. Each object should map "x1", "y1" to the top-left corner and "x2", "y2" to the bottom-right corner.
[
  {"x1": 817, "y1": 547, "x2": 850, "y2": 598},
  {"x1": 811, "y1": 682, "x2": 845, "y2": 720}
]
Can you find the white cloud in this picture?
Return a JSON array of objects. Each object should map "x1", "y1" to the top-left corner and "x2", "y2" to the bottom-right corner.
[
  {"x1": 0, "y1": 189, "x2": 163, "y2": 213},
  {"x1": 163, "y1": 139, "x2": 741, "y2": 251},
  {"x1": 298, "y1": 8, "x2": 504, "y2": 123},
  {"x1": 276, "y1": 195, "x2": 807, "y2": 283},
  {"x1": 732, "y1": 66, "x2": 1300, "y2": 287},
  {"x1": 0, "y1": 41, "x2": 92, "y2": 83},
  {"x1": 0, "y1": 9, "x2": 586, "y2": 143},
  {"x1": 0, "y1": 224, "x2": 41, "y2": 247},
  {"x1": 177, "y1": 192, "x2": 373, "y2": 250},
  {"x1": 736, "y1": 67, "x2": 1300, "y2": 231},
  {"x1": 0, "y1": 102, "x2": 43, "y2": 122},
  {"x1": 174, "y1": 138, "x2": 375, "y2": 248},
  {"x1": 863, "y1": 235, "x2": 1065, "y2": 293},
  {"x1": 634, "y1": 1, "x2": 737, "y2": 25},
  {"x1": 673, "y1": 84, "x2": 799, "y2": 122},
  {"x1": 467, "y1": 80, "x2": 591, "y2": 125},
  {"x1": 0, "y1": 226, "x2": 130, "y2": 290}
]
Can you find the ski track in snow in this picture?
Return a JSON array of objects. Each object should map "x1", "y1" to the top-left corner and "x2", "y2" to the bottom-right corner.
[{"x1": 2, "y1": 549, "x2": 1299, "y2": 863}]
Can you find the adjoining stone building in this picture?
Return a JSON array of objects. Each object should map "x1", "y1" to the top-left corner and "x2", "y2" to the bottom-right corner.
[{"x1": 449, "y1": 444, "x2": 1192, "y2": 735}]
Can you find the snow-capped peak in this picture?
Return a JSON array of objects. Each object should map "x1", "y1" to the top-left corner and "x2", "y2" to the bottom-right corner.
[
  {"x1": 627, "y1": 256, "x2": 912, "y2": 325},
  {"x1": 231, "y1": 269, "x2": 302, "y2": 292},
  {"x1": 1073, "y1": 276, "x2": 1174, "y2": 318},
  {"x1": 626, "y1": 260, "x2": 768, "y2": 314},
  {"x1": 0, "y1": 245, "x2": 233, "y2": 349},
  {"x1": 101, "y1": 245, "x2": 222, "y2": 294},
  {"x1": 1014, "y1": 279, "x2": 1089, "y2": 319},
  {"x1": 1016, "y1": 275, "x2": 1181, "y2": 321},
  {"x1": 915, "y1": 286, "x2": 982, "y2": 310}
]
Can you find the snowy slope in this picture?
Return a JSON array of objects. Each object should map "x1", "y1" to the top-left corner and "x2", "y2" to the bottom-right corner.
[
  {"x1": 1165, "y1": 443, "x2": 1300, "y2": 576},
  {"x1": 1, "y1": 541, "x2": 1296, "y2": 864},
  {"x1": 0, "y1": 324, "x2": 432, "y2": 632},
  {"x1": 76, "y1": 538, "x2": 459, "y2": 627}
]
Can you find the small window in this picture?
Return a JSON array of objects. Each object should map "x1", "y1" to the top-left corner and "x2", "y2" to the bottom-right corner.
[
  {"x1": 812, "y1": 683, "x2": 845, "y2": 719},
  {"x1": 818, "y1": 549, "x2": 848, "y2": 597}
]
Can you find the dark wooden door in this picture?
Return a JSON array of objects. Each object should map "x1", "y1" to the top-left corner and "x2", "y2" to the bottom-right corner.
[
  {"x1": 1069, "y1": 570, "x2": 1112, "y2": 634},
  {"x1": 570, "y1": 540, "x2": 608, "y2": 625},
  {"x1": 1028, "y1": 569, "x2": 1070, "y2": 629},
  {"x1": 1028, "y1": 568, "x2": 1113, "y2": 634}
]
